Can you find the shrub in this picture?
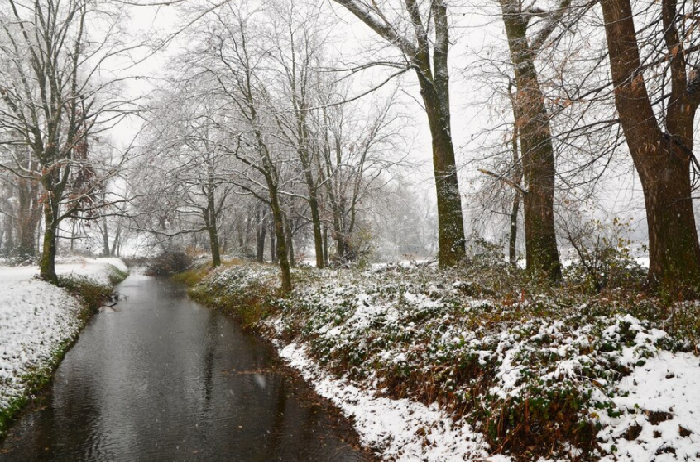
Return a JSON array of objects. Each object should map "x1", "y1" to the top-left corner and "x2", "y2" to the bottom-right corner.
[{"x1": 145, "y1": 251, "x2": 192, "y2": 276}]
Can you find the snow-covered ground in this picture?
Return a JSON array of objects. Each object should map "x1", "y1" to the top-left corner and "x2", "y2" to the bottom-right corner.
[
  {"x1": 194, "y1": 263, "x2": 700, "y2": 461},
  {"x1": 0, "y1": 258, "x2": 127, "y2": 424},
  {"x1": 279, "y1": 342, "x2": 490, "y2": 462}
]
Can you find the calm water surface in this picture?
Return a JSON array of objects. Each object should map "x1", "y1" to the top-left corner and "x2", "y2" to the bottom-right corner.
[{"x1": 0, "y1": 273, "x2": 371, "y2": 462}]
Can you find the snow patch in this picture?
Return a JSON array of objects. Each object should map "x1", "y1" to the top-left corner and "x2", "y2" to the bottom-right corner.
[{"x1": 278, "y1": 342, "x2": 496, "y2": 462}]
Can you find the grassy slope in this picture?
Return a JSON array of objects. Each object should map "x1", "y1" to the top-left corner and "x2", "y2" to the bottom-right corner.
[{"x1": 182, "y1": 261, "x2": 700, "y2": 461}]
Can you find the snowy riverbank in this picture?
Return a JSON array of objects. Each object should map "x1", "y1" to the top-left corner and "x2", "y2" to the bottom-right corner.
[
  {"x1": 189, "y1": 262, "x2": 700, "y2": 461},
  {"x1": 0, "y1": 258, "x2": 128, "y2": 437}
]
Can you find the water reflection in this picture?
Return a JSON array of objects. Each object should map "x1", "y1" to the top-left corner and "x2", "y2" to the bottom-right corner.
[{"x1": 0, "y1": 276, "x2": 371, "y2": 462}]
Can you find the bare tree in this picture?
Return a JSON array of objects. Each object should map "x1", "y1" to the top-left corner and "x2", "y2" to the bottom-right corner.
[
  {"x1": 188, "y1": 3, "x2": 295, "y2": 291},
  {"x1": 495, "y1": 0, "x2": 576, "y2": 280},
  {"x1": 599, "y1": 0, "x2": 700, "y2": 293},
  {"x1": 330, "y1": 0, "x2": 466, "y2": 267},
  {"x1": 0, "y1": 0, "x2": 131, "y2": 281},
  {"x1": 132, "y1": 84, "x2": 234, "y2": 267},
  {"x1": 265, "y1": 0, "x2": 331, "y2": 269},
  {"x1": 319, "y1": 90, "x2": 404, "y2": 264}
]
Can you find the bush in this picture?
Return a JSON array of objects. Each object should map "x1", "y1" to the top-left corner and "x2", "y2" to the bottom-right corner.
[
  {"x1": 560, "y1": 215, "x2": 645, "y2": 293},
  {"x1": 466, "y1": 234, "x2": 507, "y2": 269},
  {"x1": 145, "y1": 251, "x2": 192, "y2": 276}
]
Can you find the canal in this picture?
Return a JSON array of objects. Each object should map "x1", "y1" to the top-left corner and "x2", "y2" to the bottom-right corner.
[{"x1": 0, "y1": 273, "x2": 372, "y2": 462}]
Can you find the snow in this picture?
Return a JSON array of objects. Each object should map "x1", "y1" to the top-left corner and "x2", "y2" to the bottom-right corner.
[
  {"x1": 196, "y1": 263, "x2": 700, "y2": 461},
  {"x1": 597, "y1": 351, "x2": 700, "y2": 461},
  {"x1": 0, "y1": 258, "x2": 126, "y2": 415},
  {"x1": 279, "y1": 342, "x2": 496, "y2": 462}
]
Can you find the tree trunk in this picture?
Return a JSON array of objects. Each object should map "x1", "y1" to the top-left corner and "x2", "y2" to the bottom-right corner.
[
  {"x1": 332, "y1": 205, "x2": 345, "y2": 263},
  {"x1": 270, "y1": 221, "x2": 277, "y2": 264},
  {"x1": 510, "y1": 193, "x2": 520, "y2": 265},
  {"x1": 39, "y1": 202, "x2": 59, "y2": 283},
  {"x1": 323, "y1": 224, "x2": 329, "y2": 267},
  {"x1": 17, "y1": 177, "x2": 42, "y2": 258},
  {"x1": 419, "y1": 86, "x2": 466, "y2": 267},
  {"x1": 3, "y1": 215, "x2": 13, "y2": 257},
  {"x1": 600, "y1": 0, "x2": 700, "y2": 293},
  {"x1": 500, "y1": 0, "x2": 561, "y2": 280},
  {"x1": 207, "y1": 219, "x2": 221, "y2": 268},
  {"x1": 207, "y1": 222, "x2": 221, "y2": 267},
  {"x1": 269, "y1": 188, "x2": 291, "y2": 292},
  {"x1": 203, "y1": 201, "x2": 221, "y2": 268},
  {"x1": 332, "y1": 0, "x2": 465, "y2": 267},
  {"x1": 101, "y1": 215, "x2": 110, "y2": 257},
  {"x1": 256, "y1": 209, "x2": 267, "y2": 263},
  {"x1": 308, "y1": 192, "x2": 324, "y2": 268},
  {"x1": 412, "y1": 4, "x2": 466, "y2": 267},
  {"x1": 297, "y1": 134, "x2": 324, "y2": 268},
  {"x1": 111, "y1": 221, "x2": 122, "y2": 257},
  {"x1": 285, "y1": 216, "x2": 295, "y2": 268}
]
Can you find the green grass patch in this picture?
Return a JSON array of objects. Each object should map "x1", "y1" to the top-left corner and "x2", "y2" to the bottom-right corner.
[
  {"x1": 172, "y1": 265, "x2": 211, "y2": 287},
  {"x1": 181, "y1": 263, "x2": 283, "y2": 330}
]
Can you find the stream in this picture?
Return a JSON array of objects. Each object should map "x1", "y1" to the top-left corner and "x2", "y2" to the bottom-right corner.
[{"x1": 0, "y1": 273, "x2": 372, "y2": 462}]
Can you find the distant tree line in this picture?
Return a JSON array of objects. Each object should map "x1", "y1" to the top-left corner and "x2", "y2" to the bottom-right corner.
[{"x1": 3, "y1": 0, "x2": 700, "y2": 297}]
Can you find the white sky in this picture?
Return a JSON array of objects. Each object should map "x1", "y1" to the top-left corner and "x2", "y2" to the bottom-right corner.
[{"x1": 105, "y1": 0, "x2": 651, "y2": 244}]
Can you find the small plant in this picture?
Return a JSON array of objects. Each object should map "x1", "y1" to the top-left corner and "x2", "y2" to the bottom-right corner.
[
  {"x1": 466, "y1": 234, "x2": 507, "y2": 269},
  {"x1": 561, "y1": 215, "x2": 645, "y2": 293}
]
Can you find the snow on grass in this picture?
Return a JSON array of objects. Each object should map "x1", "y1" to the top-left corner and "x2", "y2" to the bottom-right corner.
[
  {"x1": 0, "y1": 277, "x2": 82, "y2": 410},
  {"x1": 54, "y1": 257, "x2": 128, "y2": 286},
  {"x1": 0, "y1": 258, "x2": 126, "y2": 429},
  {"x1": 279, "y1": 342, "x2": 491, "y2": 462},
  {"x1": 596, "y1": 350, "x2": 700, "y2": 461},
  {"x1": 192, "y1": 262, "x2": 700, "y2": 461}
]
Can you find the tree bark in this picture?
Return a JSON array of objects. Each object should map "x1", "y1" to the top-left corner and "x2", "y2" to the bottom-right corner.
[
  {"x1": 416, "y1": 1, "x2": 466, "y2": 267},
  {"x1": 203, "y1": 189, "x2": 221, "y2": 267},
  {"x1": 500, "y1": 0, "x2": 562, "y2": 280},
  {"x1": 111, "y1": 220, "x2": 122, "y2": 257},
  {"x1": 323, "y1": 223, "x2": 329, "y2": 267},
  {"x1": 509, "y1": 192, "x2": 521, "y2": 265},
  {"x1": 17, "y1": 177, "x2": 42, "y2": 258},
  {"x1": 285, "y1": 215, "x2": 295, "y2": 268},
  {"x1": 101, "y1": 215, "x2": 110, "y2": 257},
  {"x1": 3, "y1": 215, "x2": 13, "y2": 257},
  {"x1": 509, "y1": 86, "x2": 523, "y2": 265},
  {"x1": 600, "y1": 0, "x2": 700, "y2": 293},
  {"x1": 269, "y1": 187, "x2": 291, "y2": 292},
  {"x1": 39, "y1": 201, "x2": 59, "y2": 283},
  {"x1": 270, "y1": 221, "x2": 277, "y2": 264},
  {"x1": 256, "y1": 209, "x2": 267, "y2": 263},
  {"x1": 308, "y1": 190, "x2": 324, "y2": 268}
]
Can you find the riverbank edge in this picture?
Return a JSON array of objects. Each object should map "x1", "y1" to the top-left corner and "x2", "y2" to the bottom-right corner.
[
  {"x1": 0, "y1": 265, "x2": 129, "y2": 442},
  {"x1": 178, "y1": 261, "x2": 700, "y2": 461},
  {"x1": 180, "y1": 264, "x2": 494, "y2": 460},
  {"x1": 173, "y1": 265, "x2": 383, "y2": 462}
]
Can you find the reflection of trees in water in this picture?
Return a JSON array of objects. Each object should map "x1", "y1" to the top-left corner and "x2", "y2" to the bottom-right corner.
[{"x1": 201, "y1": 312, "x2": 218, "y2": 412}]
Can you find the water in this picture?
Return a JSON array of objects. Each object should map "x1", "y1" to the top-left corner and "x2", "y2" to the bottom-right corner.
[{"x1": 0, "y1": 274, "x2": 372, "y2": 462}]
